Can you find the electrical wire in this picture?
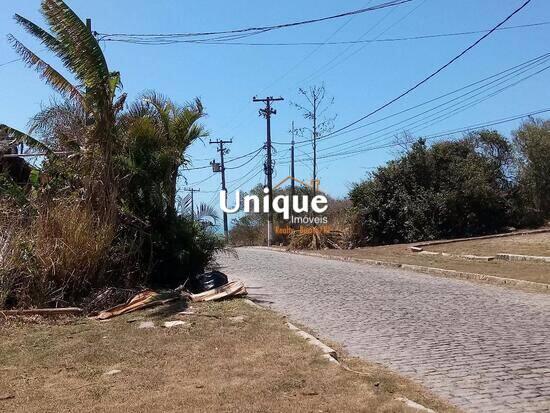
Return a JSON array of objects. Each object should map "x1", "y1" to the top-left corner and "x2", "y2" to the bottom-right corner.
[
  {"x1": 278, "y1": 63, "x2": 550, "y2": 163},
  {"x1": 187, "y1": 173, "x2": 217, "y2": 186},
  {"x1": 312, "y1": 0, "x2": 534, "y2": 141},
  {"x1": 277, "y1": 50, "x2": 550, "y2": 147},
  {"x1": 280, "y1": 108, "x2": 550, "y2": 164},
  {"x1": 226, "y1": 148, "x2": 264, "y2": 170},
  {"x1": 313, "y1": 56, "x2": 550, "y2": 155},
  {"x1": 184, "y1": 145, "x2": 264, "y2": 171},
  {"x1": 96, "y1": 1, "x2": 412, "y2": 40},
  {"x1": 299, "y1": 0, "x2": 427, "y2": 87},
  {"x1": 125, "y1": 21, "x2": 548, "y2": 46}
]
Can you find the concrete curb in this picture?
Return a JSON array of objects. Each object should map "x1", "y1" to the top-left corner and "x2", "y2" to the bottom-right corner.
[
  {"x1": 251, "y1": 247, "x2": 550, "y2": 293},
  {"x1": 396, "y1": 397, "x2": 436, "y2": 413},
  {"x1": 496, "y1": 253, "x2": 550, "y2": 264},
  {"x1": 410, "y1": 228, "x2": 550, "y2": 250},
  {"x1": 242, "y1": 299, "x2": 438, "y2": 412},
  {"x1": 287, "y1": 322, "x2": 339, "y2": 363},
  {"x1": 419, "y1": 251, "x2": 495, "y2": 262}
]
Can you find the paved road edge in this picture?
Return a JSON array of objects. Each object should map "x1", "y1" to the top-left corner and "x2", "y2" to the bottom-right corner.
[
  {"x1": 248, "y1": 246, "x2": 550, "y2": 294},
  {"x1": 243, "y1": 299, "x2": 438, "y2": 413}
]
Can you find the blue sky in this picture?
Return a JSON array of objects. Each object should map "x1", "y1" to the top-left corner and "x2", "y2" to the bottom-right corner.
[{"x1": 1, "y1": 0, "x2": 549, "y2": 209}]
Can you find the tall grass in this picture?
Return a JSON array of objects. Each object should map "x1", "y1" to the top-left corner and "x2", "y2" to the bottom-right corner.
[{"x1": 0, "y1": 202, "x2": 114, "y2": 308}]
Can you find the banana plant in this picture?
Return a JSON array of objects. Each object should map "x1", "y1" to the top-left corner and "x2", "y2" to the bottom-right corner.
[{"x1": 8, "y1": 0, "x2": 127, "y2": 215}]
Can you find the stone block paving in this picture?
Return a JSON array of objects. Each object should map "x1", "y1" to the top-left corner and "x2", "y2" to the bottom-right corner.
[{"x1": 219, "y1": 248, "x2": 550, "y2": 413}]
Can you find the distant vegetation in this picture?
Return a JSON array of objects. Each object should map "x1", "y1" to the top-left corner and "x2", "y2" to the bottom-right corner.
[
  {"x1": 230, "y1": 122, "x2": 550, "y2": 249},
  {"x1": 350, "y1": 122, "x2": 550, "y2": 245}
]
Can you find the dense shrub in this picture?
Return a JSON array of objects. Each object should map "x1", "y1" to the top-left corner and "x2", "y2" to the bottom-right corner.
[
  {"x1": 349, "y1": 133, "x2": 518, "y2": 245},
  {"x1": 513, "y1": 119, "x2": 550, "y2": 217}
]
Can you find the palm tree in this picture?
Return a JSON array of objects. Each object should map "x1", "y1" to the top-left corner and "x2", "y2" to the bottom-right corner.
[
  {"x1": 124, "y1": 92, "x2": 208, "y2": 214},
  {"x1": 177, "y1": 200, "x2": 219, "y2": 228},
  {"x1": 8, "y1": 0, "x2": 126, "y2": 219},
  {"x1": 195, "y1": 203, "x2": 219, "y2": 228}
]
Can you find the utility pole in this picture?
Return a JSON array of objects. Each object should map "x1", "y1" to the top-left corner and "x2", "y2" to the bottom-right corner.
[
  {"x1": 183, "y1": 187, "x2": 200, "y2": 222},
  {"x1": 290, "y1": 121, "x2": 296, "y2": 230},
  {"x1": 290, "y1": 121, "x2": 296, "y2": 202},
  {"x1": 210, "y1": 139, "x2": 232, "y2": 242},
  {"x1": 312, "y1": 96, "x2": 318, "y2": 196},
  {"x1": 253, "y1": 96, "x2": 284, "y2": 246}
]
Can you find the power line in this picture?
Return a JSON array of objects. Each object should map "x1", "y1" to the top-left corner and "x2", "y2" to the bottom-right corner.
[
  {"x1": 96, "y1": 1, "x2": 412, "y2": 39},
  {"x1": 251, "y1": 0, "x2": 373, "y2": 100},
  {"x1": 187, "y1": 173, "x2": 217, "y2": 186},
  {"x1": 275, "y1": 52, "x2": 550, "y2": 147},
  {"x1": 299, "y1": 0, "x2": 426, "y2": 87},
  {"x1": 281, "y1": 108, "x2": 550, "y2": 164},
  {"x1": 312, "y1": 55, "x2": 550, "y2": 155},
  {"x1": 226, "y1": 158, "x2": 264, "y2": 188},
  {"x1": 127, "y1": 21, "x2": 548, "y2": 46},
  {"x1": 225, "y1": 147, "x2": 264, "y2": 169},
  {"x1": 225, "y1": 146, "x2": 265, "y2": 163},
  {"x1": 279, "y1": 63, "x2": 550, "y2": 162},
  {"x1": 184, "y1": 145, "x2": 264, "y2": 171},
  {"x1": 318, "y1": 0, "x2": 535, "y2": 140}
]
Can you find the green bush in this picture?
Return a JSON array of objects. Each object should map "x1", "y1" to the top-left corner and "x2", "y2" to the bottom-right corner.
[{"x1": 350, "y1": 133, "x2": 517, "y2": 245}]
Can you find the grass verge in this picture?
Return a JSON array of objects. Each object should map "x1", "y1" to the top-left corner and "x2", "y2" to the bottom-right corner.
[
  {"x1": 0, "y1": 299, "x2": 456, "y2": 412},
  {"x1": 311, "y1": 234, "x2": 550, "y2": 286}
]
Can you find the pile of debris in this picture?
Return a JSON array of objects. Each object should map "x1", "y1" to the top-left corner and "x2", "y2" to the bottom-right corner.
[{"x1": 0, "y1": 271, "x2": 246, "y2": 320}]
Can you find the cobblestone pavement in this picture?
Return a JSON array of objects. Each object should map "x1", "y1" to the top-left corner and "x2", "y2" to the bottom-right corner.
[{"x1": 219, "y1": 248, "x2": 550, "y2": 413}]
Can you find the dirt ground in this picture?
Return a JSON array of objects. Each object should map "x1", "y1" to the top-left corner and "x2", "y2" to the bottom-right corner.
[
  {"x1": 315, "y1": 232, "x2": 550, "y2": 285},
  {"x1": 0, "y1": 299, "x2": 456, "y2": 413},
  {"x1": 427, "y1": 232, "x2": 550, "y2": 257}
]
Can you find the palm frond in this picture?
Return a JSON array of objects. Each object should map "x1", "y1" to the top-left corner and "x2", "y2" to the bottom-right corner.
[
  {"x1": 140, "y1": 91, "x2": 172, "y2": 137},
  {"x1": 8, "y1": 35, "x2": 84, "y2": 104},
  {"x1": 196, "y1": 203, "x2": 219, "y2": 223},
  {"x1": 14, "y1": 14, "x2": 61, "y2": 50},
  {"x1": 28, "y1": 99, "x2": 87, "y2": 150},
  {"x1": 0, "y1": 124, "x2": 52, "y2": 153},
  {"x1": 40, "y1": 0, "x2": 110, "y2": 101}
]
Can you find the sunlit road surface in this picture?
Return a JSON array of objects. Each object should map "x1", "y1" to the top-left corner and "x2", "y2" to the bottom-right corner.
[{"x1": 219, "y1": 248, "x2": 550, "y2": 413}]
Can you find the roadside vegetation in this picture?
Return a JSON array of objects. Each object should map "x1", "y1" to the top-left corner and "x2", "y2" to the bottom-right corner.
[
  {"x1": 0, "y1": 1, "x2": 224, "y2": 309},
  {"x1": 231, "y1": 123, "x2": 550, "y2": 250}
]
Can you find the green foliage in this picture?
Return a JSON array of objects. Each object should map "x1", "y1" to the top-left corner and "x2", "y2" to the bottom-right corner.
[
  {"x1": 350, "y1": 132, "x2": 515, "y2": 245},
  {"x1": 513, "y1": 119, "x2": 550, "y2": 217},
  {"x1": 148, "y1": 214, "x2": 225, "y2": 287}
]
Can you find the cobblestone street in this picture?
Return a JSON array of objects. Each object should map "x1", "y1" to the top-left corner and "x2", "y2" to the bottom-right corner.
[{"x1": 219, "y1": 248, "x2": 550, "y2": 413}]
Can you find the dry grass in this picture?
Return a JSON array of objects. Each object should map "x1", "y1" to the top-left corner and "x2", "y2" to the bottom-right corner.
[
  {"x1": 316, "y1": 233, "x2": 550, "y2": 285},
  {"x1": 427, "y1": 232, "x2": 550, "y2": 257},
  {"x1": 288, "y1": 228, "x2": 345, "y2": 250},
  {"x1": 0, "y1": 299, "x2": 456, "y2": 413},
  {"x1": 0, "y1": 202, "x2": 115, "y2": 308}
]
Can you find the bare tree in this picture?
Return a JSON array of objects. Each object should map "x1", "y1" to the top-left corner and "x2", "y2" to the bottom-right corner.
[{"x1": 292, "y1": 84, "x2": 335, "y2": 195}]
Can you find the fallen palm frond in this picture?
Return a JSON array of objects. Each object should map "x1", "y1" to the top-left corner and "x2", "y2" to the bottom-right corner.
[
  {"x1": 182, "y1": 280, "x2": 247, "y2": 303},
  {"x1": 95, "y1": 290, "x2": 179, "y2": 320}
]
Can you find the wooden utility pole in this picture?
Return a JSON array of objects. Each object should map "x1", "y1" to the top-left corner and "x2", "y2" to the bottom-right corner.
[
  {"x1": 210, "y1": 139, "x2": 232, "y2": 242},
  {"x1": 290, "y1": 121, "x2": 296, "y2": 202},
  {"x1": 183, "y1": 187, "x2": 200, "y2": 222},
  {"x1": 312, "y1": 96, "x2": 318, "y2": 196},
  {"x1": 253, "y1": 96, "x2": 284, "y2": 246}
]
